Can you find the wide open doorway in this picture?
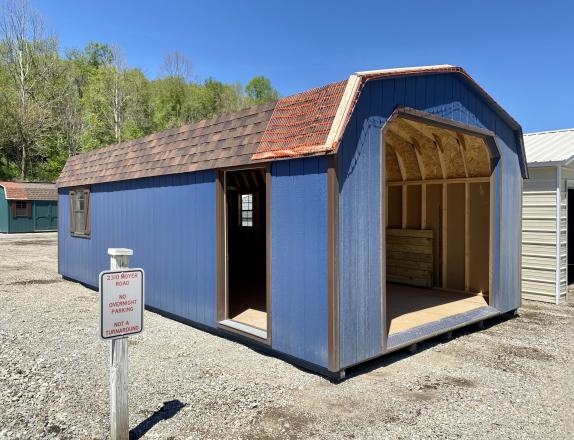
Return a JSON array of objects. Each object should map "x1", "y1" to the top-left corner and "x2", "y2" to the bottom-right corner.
[
  {"x1": 222, "y1": 168, "x2": 268, "y2": 339},
  {"x1": 384, "y1": 112, "x2": 495, "y2": 340}
]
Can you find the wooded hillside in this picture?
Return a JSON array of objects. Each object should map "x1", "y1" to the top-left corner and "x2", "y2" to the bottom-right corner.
[{"x1": 0, "y1": 0, "x2": 279, "y2": 181}]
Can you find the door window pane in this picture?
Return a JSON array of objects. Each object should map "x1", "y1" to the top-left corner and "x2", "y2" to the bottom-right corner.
[{"x1": 240, "y1": 194, "x2": 253, "y2": 227}]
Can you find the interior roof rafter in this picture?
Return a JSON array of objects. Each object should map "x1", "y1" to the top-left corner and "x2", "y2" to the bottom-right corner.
[
  {"x1": 432, "y1": 134, "x2": 448, "y2": 179},
  {"x1": 456, "y1": 136, "x2": 469, "y2": 178},
  {"x1": 388, "y1": 144, "x2": 407, "y2": 181},
  {"x1": 398, "y1": 118, "x2": 438, "y2": 145}
]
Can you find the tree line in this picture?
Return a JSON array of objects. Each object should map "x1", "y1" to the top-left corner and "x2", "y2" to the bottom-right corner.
[{"x1": 0, "y1": 0, "x2": 279, "y2": 181}]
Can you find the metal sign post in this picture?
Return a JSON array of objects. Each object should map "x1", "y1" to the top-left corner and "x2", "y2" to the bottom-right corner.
[{"x1": 100, "y1": 248, "x2": 144, "y2": 440}]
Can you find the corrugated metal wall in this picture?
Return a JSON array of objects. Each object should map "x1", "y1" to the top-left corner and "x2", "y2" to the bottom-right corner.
[
  {"x1": 59, "y1": 171, "x2": 218, "y2": 327},
  {"x1": 337, "y1": 74, "x2": 523, "y2": 369},
  {"x1": 271, "y1": 157, "x2": 329, "y2": 368}
]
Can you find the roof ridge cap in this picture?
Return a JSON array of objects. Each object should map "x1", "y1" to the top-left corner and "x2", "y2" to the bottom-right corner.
[{"x1": 355, "y1": 64, "x2": 455, "y2": 76}]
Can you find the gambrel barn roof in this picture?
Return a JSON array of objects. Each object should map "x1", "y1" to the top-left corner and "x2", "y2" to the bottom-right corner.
[
  {"x1": 0, "y1": 181, "x2": 57, "y2": 201},
  {"x1": 57, "y1": 65, "x2": 526, "y2": 188}
]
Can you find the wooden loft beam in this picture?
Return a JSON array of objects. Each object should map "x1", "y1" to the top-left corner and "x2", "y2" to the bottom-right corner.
[{"x1": 386, "y1": 176, "x2": 490, "y2": 186}]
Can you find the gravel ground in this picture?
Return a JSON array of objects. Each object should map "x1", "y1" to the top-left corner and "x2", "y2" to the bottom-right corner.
[{"x1": 0, "y1": 233, "x2": 573, "y2": 439}]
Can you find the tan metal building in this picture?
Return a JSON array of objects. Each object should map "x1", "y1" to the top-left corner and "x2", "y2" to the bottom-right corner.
[{"x1": 522, "y1": 129, "x2": 574, "y2": 303}]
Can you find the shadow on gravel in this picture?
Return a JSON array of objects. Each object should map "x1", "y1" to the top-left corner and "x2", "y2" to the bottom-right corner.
[
  {"x1": 344, "y1": 312, "x2": 517, "y2": 380},
  {"x1": 129, "y1": 399, "x2": 186, "y2": 439}
]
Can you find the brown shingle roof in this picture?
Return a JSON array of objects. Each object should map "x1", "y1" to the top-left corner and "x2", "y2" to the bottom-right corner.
[
  {"x1": 0, "y1": 182, "x2": 57, "y2": 201},
  {"x1": 56, "y1": 102, "x2": 276, "y2": 188}
]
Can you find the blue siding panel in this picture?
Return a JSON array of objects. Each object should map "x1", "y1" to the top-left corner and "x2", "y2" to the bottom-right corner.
[
  {"x1": 59, "y1": 170, "x2": 217, "y2": 328},
  {"x1": 338, "y1": 90, "x2": 384, "y2": 367},
  {"x1": 271, "y1": 157, "x2": 329, "y2": 368},
  {"x1": 338, "y1": 74, "x2": 523, "y2": 369}
]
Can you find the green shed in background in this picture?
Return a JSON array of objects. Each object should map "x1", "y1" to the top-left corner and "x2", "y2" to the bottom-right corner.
[{"x1": 0, "y1": 181, "x2": 58, "y2": 233}]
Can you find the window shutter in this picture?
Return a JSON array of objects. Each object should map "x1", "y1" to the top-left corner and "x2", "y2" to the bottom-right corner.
[
  {"x1": 84, "y1": 189, "x2": 91, "y2": 235},
  {"x1": 69, "y1": 191, "x2": 75, "y2": 233},
  {"x1": 11, "y1": 202, "x2": 16, "y2": 218},
  {"x1": 27, "y1": 202, "x2": 32, "y2": 218}
]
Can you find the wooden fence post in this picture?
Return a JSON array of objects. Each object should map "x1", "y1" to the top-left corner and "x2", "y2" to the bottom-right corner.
[{"x1": 108, "y1": 248, "x2": 133, "y2": 440}]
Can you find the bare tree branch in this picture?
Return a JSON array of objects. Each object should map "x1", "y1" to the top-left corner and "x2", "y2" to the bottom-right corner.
[{"x1": 160, "y1": 50, "x2": 192, "y2": 80}]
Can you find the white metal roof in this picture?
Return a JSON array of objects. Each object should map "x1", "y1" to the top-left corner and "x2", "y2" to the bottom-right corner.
[{"x1": 524, "y1": 128, "x2": 574, "y2": 167}]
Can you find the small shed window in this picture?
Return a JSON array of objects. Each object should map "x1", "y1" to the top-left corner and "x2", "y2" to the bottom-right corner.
[
  {"x1": 13, "y1": 201, "x2": 31, "y2": 218},
  {"x1": 70, "y1": 188, "x2": 91, "y2": 236},
  {"x1": 240, "y1": 193, "x2": 253, "y2": 227}
]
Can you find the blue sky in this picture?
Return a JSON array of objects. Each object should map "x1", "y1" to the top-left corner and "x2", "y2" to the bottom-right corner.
[{"x1": 32, "y1": 0, "x2": 573, "y2": 133}]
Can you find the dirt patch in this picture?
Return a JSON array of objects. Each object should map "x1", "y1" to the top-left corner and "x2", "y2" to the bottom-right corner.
[
  {"x1": 444, "y1": 376, "x2": 476, "y2": 388},
  {"x1": 500, "y1": 344, "x2": 554, "y2": 361},
  {"x1": 10, "y1": 279, "x2": 62, "y2": 286},
  {"x1": 251, "y1": 408, "x2": 313, "y2": 440},
  {"x1": 8, "y1": 240, "x2": 55, "y2": 246},
  {"x1": 46, "y1": 424, "x2": 62, "y2": 434},
  {"x1": 516, "y1": 310, "x2": 553, "y2": 326},
  {"x1": 518, "y1": 309, "x2": 571, "y2": 326},
  {"x1": 408, "y1": 375, "x2": 476, "y2": 395}
]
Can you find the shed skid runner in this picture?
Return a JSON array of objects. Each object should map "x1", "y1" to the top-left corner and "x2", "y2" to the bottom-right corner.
[{"x1": 57, "y1": 65, "x2": 524, "y2": 375}]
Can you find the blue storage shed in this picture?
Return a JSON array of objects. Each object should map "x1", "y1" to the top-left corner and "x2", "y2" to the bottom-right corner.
[
  {"x1": 57, "y1": 65, "x2": 526, "y2": 377},
  {"x1": 0, "y1": 181, "x2": 58, "y2": 233}
]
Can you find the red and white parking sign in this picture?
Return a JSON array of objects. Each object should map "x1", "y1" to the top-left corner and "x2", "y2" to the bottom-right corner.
[{"x1": 99, "y1": 269, "x2": 144, "y2": 340}]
